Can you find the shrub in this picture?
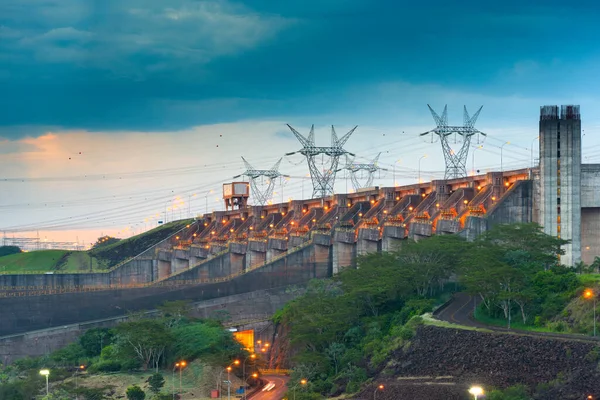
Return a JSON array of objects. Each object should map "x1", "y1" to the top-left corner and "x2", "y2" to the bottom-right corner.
[
  {"x1": 126, "y1": 385, "x2": 146, "y2": 400},
  {"x1": 90, "y1": 360, "x2": 121, "y2": 373},
  {"x1": 148, "y1": 373, "x2": 165, "y2": 394}
]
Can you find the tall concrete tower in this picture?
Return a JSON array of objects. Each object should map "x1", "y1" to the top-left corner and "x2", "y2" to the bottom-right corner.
[{"x1": 539, "y1": 105, "x2": 581, "y2": 266}]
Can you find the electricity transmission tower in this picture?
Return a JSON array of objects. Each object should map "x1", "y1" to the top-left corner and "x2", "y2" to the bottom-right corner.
[
  {"x1": 286, "y1": 124, "x2": 357, "y2": 198},
  {"x1": 421, "y1": 105, "x2": 486, "y2": 179},
  {"x1": 345, "y1": 153, "x2": 385, "y2": 191},
  {"x1": 234, "y1": 157, "x2": 283, "y2": 206}
]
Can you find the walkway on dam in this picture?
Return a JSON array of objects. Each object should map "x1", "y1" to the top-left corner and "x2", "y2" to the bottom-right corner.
[{"x1": 435, "y1": 292, "x2": 600, "y2": 343}]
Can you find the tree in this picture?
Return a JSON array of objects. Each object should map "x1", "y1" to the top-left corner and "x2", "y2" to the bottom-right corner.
[
  {"x1": 157, "y1": 300, "x2": 192, "y2": 328},
  {"x1": 147, "y1": 373, "x2": 165, "y2": 394},
  {"x1": 126, "y1": 385, "x2": 146, "y2": 400},
  {"x1": 115, "y1": 320, "x2": 174, "y2": 371},
  {"x1": 0, "y1": 246, "x2": 21, "y2": 257},
  {"x1": 79, "y1": 328, "x2": 114, "y2": 357}
]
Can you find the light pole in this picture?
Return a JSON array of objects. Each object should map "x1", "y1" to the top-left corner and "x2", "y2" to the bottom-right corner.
[
  {"x1": 393, "y1": 159, "x2": 401, "y2": 186},
  {"x1": 373, "y1": 384, "x2": 384, "y2": 400},
  {"x1": 75, "y1": 365, "x2": 85, "y2": 400},
  {"x1": 188, "y1": 193, "x2": 197, "y2": 218},
  {"x1": 584, "y1": 289, "x2": 596, "y2": 336},
  {"x1": 418, "y1": 155, "x2": 427, "y2": 184},
  {"x1": 173, "y1": 361, "x2": 186, "y2": 399},
  {"x1": 204, "y1": 190, "x2": 214, "y2": 215},
  {"x1": 227, "y1": 366, "x2": 232, "y2": 400},
  {"x1": 500, "y1": 141, "x2": 510, "y2": 172},
  {"x1": 530, "y1": 136, "x2": 539, "y2": 168},
  {"x1": 472, "y1": 145, "x2": 483, "y2": 175},
  {"x1": 469, "y1": 385, "x2": 484, "y2": 400},
  {"x1": 293, "y1": 379, "x2": 307, "y2": 400},
  {"x1": 40, "y1": 369, "x2": 50, "y2": 396},
  {"x1": 242, "y1": 354, "x2": 256, "y2": 399}
]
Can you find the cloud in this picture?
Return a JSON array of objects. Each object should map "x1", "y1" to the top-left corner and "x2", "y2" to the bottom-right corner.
[{"x1": 1, "y1": 0, "x2": 292, "y2": 76}]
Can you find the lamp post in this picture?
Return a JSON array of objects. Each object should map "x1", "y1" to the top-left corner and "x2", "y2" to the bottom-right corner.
[
  {"x1": 500, "y1": 141, "x2": 510, "y2": 172},
  {"x1": 204, "y1": 190, "x2": 214, "y2": 215},
  {"x1": 40, "y1": 369, "x2": 50, "y2": 396},
  {"x1": 472, "y1": 145, "x2": 483, "y2": 175},
  {"x1": 373, "y1": 384, "x2": 384, "y2": 400},
  {"x1": 531, "y1": 136, "x2": 539, "y2": 169},
  {"x1": 393, "y1": 159, "x2": 401, "y2": 186},
  {"x1": 173, "y1": 361, "x2": 186, "y2": 399},
  {"x1": 188, "y1": 193, "x2": 197, "y2": 218},
  {"x1": 227, "y1": 366, "x2": 232, "y2": 400},
  {"x1": 293, "y1": 379, "x2": 307, "y2": 400},
  {"x1": 584, "y1": 288, "x2": 597, "y2": 336},
  {"x1": 469, "y1": 385, "x2": 484, "y2": 400},
  {"x1": 75, "y1": 365, "x2": 85, "y2": 400},
  {"x1": 242, "y1": 354, "x2": 256, "y2": 399},
  {"x1": 418, "y1": 155, "x2": 427, "y2": 184}
]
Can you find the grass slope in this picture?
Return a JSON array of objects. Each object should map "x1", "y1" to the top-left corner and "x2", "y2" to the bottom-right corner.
[
  {"x1": 0, "y1": 219, "x2": 195, "y2": 273},
  {"x1": 0, "y1": 250, "x2": 67, "y2": 273},
  {"x1": 0, "y1": 250, "x2": 106, "y2": 273}
]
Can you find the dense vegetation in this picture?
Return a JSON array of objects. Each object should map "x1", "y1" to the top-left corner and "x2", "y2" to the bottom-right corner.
[
  {"x1": 0, "y1": 301, "x2": 246, "y2": 399},
  {"x1": 277, "y1": 223, "x2": 590, "y2": 398}
]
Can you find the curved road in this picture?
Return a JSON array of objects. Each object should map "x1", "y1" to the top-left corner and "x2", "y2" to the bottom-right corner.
[
  {"x1": 435, "y1": 292, "x2": 600, "y2": 343},
  {"x1": 251, "y1": 375, "x2": 289, "y2": 400}
]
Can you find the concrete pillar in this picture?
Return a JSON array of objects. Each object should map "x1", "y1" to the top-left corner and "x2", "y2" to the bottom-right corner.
[
  {"x1": 332, "y1": 229, "x2": 356, "y2": 274},
  {"x1": 357, "y1": 228, "x2": 380, "y2": 256},
  {"x1": 539, "y1": 105, "x2": 582, "y2": 265}
]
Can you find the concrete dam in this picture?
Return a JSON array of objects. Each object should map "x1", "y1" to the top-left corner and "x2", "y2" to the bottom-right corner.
[{"x1": 1, "y1": 104, "x2": 599, "y2": 337}]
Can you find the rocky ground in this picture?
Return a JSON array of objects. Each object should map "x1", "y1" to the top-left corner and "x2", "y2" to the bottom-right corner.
[{"x1": 352, "y1": 325, "x2": 600, "y2": 399}]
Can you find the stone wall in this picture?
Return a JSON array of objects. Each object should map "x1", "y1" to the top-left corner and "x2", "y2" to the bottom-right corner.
[
  {"x1": 0, "y1": 286, "x2": 303, "y2": 364},
  {"x1": 0, "y1": 256, "x2": 323, "y2": 337}
]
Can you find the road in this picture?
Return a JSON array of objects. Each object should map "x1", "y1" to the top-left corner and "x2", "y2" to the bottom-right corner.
[
  {"x1": 250, "y1": 375, "x2": 289, "y2": 400},
  {"x1": 435, "y1": 292, "x2": 600, "y2": 343}
]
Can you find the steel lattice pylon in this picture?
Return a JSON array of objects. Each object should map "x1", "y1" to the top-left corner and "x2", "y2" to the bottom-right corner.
[
  {"x1": 421, "y1": 105, "x2": 486, "y2": 179},
  {"x1": 286, "y1": 124, "x2": 357, "y2": 198},
  {"x1": 345, "y1": 152, "x2": 384, "y2": 191},
  {"x1": 235, "y1": 157, "x2": 283, "y2": 206}
]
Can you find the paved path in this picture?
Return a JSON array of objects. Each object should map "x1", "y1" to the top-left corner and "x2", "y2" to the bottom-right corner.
[
  {"x1": 435, "y1": 292, "x2": 600, "y2": 343},
  {"x1": 251, "y1": 375, "x2": 289, "y2": 400}
]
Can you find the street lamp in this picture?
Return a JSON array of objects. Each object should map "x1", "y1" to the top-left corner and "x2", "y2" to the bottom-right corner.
[
  {"x1": 293, "y1": 379, "x2": 308, "y2": 400},
  {"x1": 189, "y1": 193, "x2": 197, "y2": 218},
  {"x1": 172, "y1": 361, "x2": 186, "y2": 399},
  {"x1": 374, "y1": 384, "x2": 384, "y2": 400},
  {"x1": 469, "y1": 385, "x2": 484, "y2": 400},
  {"x1": 500, "y1": 141, "x2": 510, "y2": 172},
  {"x1": 584, "y1": 288, "x2": 597, "y2": 337},
  {"x1": 242, "y1": 354, "x2": 257, "y2": 399},
  {"x1": 472, "y1": 145, "x2": 483, "y2": 175},
  {"x1": 76, "y1": 365, "x2": 85, "y2": 400},
  {"x1": 531, "y1": 136, "x2": 539, "y2": 169},
  {"x1": 204, "y1": 190, "x2": 214, "y2": 215},
  {"x1": 226, "y1": 366, "x2": 232, "y2": 400},
  {"x1": 418, "y1": 155, "x2": 427, "y2": 184},
  {"x1": 40, "y1": 369, "x2": 50, "y2": 396}
]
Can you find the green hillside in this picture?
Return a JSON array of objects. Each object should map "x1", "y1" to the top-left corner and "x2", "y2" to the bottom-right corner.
[
  {"x1": 0, "y1": 250, "x2": 105, "y2": 274},
  {"x1": 0, "y1": 219, "x2": 195, "y2": 274}
]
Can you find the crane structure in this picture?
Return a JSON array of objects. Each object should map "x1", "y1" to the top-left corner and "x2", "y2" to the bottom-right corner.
[
  {"x1": 345, "y1": 152, "x2": 385, "y2": 191},
  {"x1": 421, "y1": 105, "x2": 486, "y2": 179},
  {"x1": 234, "y1": 157, "x2": 283, "y2": 206},
  {"x1": 286, "y1": 124, "x2": 357, "y2": 198}
]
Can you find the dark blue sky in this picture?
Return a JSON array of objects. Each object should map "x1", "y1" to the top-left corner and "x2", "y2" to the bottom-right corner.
[{"x1": 1, "y1": 0, "x2": 600, "y2": 136}]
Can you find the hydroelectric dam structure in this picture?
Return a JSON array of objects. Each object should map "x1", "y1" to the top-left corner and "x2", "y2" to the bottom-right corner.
[{"x1": 1, "y1": 105, "x2": 599, "y2": 340}]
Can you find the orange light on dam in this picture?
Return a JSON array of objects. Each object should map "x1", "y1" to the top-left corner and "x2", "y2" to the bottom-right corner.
[{"x1": 233, "y1": 330, "x2": 255, "y2": 351}]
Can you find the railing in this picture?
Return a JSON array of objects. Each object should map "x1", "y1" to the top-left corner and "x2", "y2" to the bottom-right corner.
[
  {"x1": 0, "y1": 241, "x2": 315, "y2": 298},
  {"x1": 258, "y1": 369, "x2": 291, "y2": 375}
]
